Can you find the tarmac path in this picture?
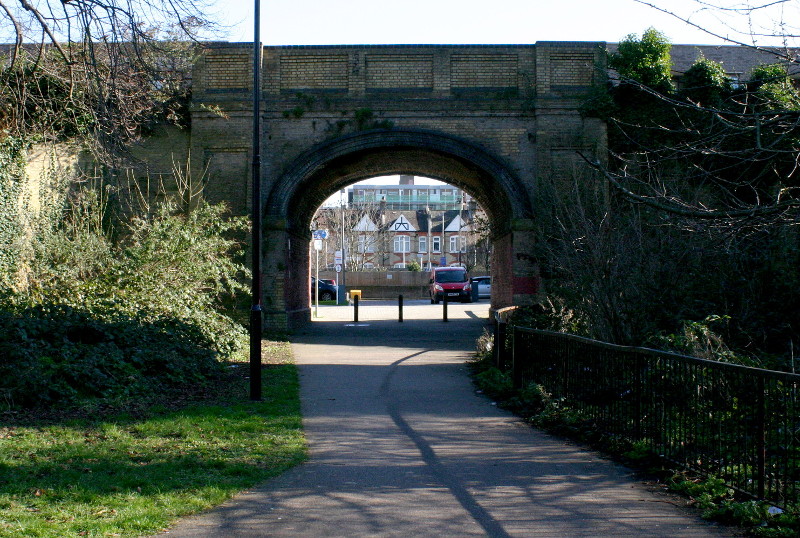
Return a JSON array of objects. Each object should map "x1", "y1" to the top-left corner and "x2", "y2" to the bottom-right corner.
[{"x1": 162, "y1": 300, "x2": 730, "y2": 537}]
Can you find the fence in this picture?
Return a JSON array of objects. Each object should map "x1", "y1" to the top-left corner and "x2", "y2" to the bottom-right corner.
[{"x1": 495, "y1": 319, "x2": 800, "y2": 507}]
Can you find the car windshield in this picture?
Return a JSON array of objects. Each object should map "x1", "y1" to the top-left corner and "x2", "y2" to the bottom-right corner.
[{"x1": 436, "y1": 270, "x2": 467, "y2": 283}]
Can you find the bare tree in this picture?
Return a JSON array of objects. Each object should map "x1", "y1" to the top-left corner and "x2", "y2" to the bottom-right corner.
[
  {"x1": 635, "y1": 0, "x2": 800, "y2": 54},
  {"x1": 585, "y1": 21, "x2": 800, "y2": 233},
  {"x1": 313, "y1": 203, "x2": 386, "y2": 271},
  {"x1": 0, "y1": 0, "x2": 220, "y2": 158},
  {"x1": 555, "y1": 16, "x2": 800, "y2": 357}
]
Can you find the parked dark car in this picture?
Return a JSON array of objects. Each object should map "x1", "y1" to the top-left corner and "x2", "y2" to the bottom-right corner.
[{"x1": 311, "y1": 276, "x2": 337, "y2": 301}]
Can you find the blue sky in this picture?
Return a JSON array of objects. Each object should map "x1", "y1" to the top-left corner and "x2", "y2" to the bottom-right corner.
[{"x1": 215, "y1": 0, "x2": 795, "y2": 47}]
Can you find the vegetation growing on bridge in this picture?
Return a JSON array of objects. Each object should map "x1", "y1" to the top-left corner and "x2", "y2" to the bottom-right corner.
[{"x1": 536, "y1": 26, "x2": 800, "y2": 371}]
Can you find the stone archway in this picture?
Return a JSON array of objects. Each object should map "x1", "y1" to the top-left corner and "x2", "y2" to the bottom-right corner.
[
  {"x1": 191, "y1": 42, "x2": 608, "y2": 329},
  {"x1": 262, "y1": 129, "x2": 538, "y2": 329}
]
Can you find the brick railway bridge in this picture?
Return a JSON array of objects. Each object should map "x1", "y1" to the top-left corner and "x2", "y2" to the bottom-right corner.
[{"x1": 190, "y1": 42, "x2": 606, "y2": 329}]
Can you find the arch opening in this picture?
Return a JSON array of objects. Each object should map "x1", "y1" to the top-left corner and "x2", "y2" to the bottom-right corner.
[
  {"x1": 310, "y1": 175, "x2": 493, "y2": 306},
  {"x1": 264, "y1": 130, "x2": 532, "y2": 329}
]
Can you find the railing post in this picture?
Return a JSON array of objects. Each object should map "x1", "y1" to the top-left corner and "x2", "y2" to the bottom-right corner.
[
  {"x1": 398, "y1": 294, "x2": 403, "y2": 323},
  {"x1": 635, "y1": 354, "x2": 644, "y2": 442},
  {"x1": 756, "y1": 376, "x2": 766, "y2": 499},
  {"x1": 353, "y1": 294, "x2": 359, "y2": 323},
  {"x1": 493, "y1": 314, "x2": 502, "y2": 369},
  {"x1": 442, "y1": 295, "x2": 448, "y2": 322},
  {"x1": 511, "y1": 326, "x2": 523, "y2": 389},
  {"x1": 497, "y1": 318, "x2": 508, "y2": 371}
]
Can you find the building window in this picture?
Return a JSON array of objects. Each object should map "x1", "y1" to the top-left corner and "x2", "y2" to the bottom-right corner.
[
  {"x1": 418, "y1": 236, "x2": 427, "y2": 253},
  {"x1": 394, "y1": 263, "x2": 406, "y2": 269},
  {"x1": 432, "y1": 236, "x2": 441, "y2": 253},
  {"x1": 363, "y1": 262, "x2": 374, "y2": 269},
  {"x1": 394, "y1": 235, "x2": 410, "y2": 253},
  {"x1": 449, "y1": 235, "x2": 466, "y2": 253}
]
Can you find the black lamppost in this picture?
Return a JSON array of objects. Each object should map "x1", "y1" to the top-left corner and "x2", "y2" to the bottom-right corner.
[{"x1": 249, "y1": 0, "x2": 263, "y2": 401}]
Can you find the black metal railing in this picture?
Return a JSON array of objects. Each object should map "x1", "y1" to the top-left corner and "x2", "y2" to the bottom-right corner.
[{"x1": 500, "y1": 325, "x2": 800, "y2": 507}]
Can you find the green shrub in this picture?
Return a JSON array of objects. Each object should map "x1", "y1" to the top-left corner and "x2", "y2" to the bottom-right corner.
[
  {"x1": 0, "y1": 174, "x2": 249, "y2": 409},
  {"x1": 646, "y1": 315, "x2": 762, "y2": 367},
  {"x1": 0, "y1": 305, "x2": 224, "y2": 408},
  {"x1": 474, "y1": 367, "x2": 514, "y2": 401},
  {"x1": 505, "y1": 382, "x2": 553, "y2": 417}
]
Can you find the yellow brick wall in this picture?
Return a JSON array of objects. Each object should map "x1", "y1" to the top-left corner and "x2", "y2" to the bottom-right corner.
[
  {"x1": 280, "y1": 55, "x2": 348, "y2": 90},
  {"x1": 365, "y1": 55, "x2": 433, "y2": 89},
  {"x1": 549, "y1": 52, "x2": 595, "y2": 86},
  {"x1": 204, "y1": 54, "x2": 250, "y2": 90},
  {"x1": 450, "y1": 54, "x2": 518, "y2": 88}
]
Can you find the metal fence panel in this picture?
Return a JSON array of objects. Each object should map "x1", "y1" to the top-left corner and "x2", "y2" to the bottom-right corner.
[{"x1": 510, "y1": 327, "x2": 800, "y2": 507}]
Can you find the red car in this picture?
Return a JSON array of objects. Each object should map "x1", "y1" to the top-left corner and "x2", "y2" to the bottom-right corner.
[{"x1": 429, "y1": 266, "x2": 472, "y2": 304}]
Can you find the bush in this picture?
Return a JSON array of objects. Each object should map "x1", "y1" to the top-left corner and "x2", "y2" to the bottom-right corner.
[
  {"x1": 0, "y1": 305, "x2": 224, "y2": 408},
  {"x1": 0, "y1": 170, "x2": 249, "y2": 409}
]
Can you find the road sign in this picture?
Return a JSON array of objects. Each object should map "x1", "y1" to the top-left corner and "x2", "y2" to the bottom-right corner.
[
  {"x1": 313, "y1": 239, "x2": 323, "y2": 251},
  {"x1": 335, "y1": 264, "x2": 342, "y2": 273},
  {"x1": 312, "y1": 229, "x2": 328, "y2": 240},
  {"x1": 334, "y1": 250, "x2": 343, "y2": 264}
]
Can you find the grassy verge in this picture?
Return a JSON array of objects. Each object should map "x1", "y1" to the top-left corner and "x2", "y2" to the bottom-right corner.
[{"x1": 0, "y1": 338, "x2": 306, "y2": 537}]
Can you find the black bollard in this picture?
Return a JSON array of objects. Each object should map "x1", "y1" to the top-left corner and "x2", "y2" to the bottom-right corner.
[
  {"x1": 398, "y1": 294, "x2": 403, "y2": 322},
  {"x1": 354, "y1": 294, "x2": 359, "y2": 323},
  {"x1": 443, "y1": 295, "x2": 448, "y2": 322}
]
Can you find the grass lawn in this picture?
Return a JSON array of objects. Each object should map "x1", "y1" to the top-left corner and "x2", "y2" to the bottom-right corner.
[{"x1": 0, "y1": 339, "x2": 306, "y2": 537}]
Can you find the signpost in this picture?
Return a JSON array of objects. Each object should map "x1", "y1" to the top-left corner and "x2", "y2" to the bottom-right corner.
[{"x1": 312, "y1": 231, "x2": 327, "y2": 317}]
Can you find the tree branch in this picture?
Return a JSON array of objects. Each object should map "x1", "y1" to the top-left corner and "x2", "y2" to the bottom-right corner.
[
  {"x1": 634, "y1": 0, "x2": 800, "y2": 62},
  {"x1": 579, "y1": 152, "x2": 800, "y2": 220},
  {"x1": 0, "y1": 0, "x2": 23, "y2": 68},
  {"x1": 17, "y1": 0, "x2": 72, "y2": 65}
]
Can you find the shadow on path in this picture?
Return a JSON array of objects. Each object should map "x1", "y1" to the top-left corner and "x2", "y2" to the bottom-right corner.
[{"x1": 162, "y1": 304, "x2": 730, "y2": 537}]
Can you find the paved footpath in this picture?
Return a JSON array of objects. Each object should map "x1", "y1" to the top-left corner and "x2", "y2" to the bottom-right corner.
[{"x1": 163, "y1": 300, "x2": 731, "y2": 537}]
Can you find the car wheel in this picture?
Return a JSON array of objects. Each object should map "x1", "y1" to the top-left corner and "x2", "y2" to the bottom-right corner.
[{"x1": 320, "y1": 291, "x2": 334, "y2": 301}]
